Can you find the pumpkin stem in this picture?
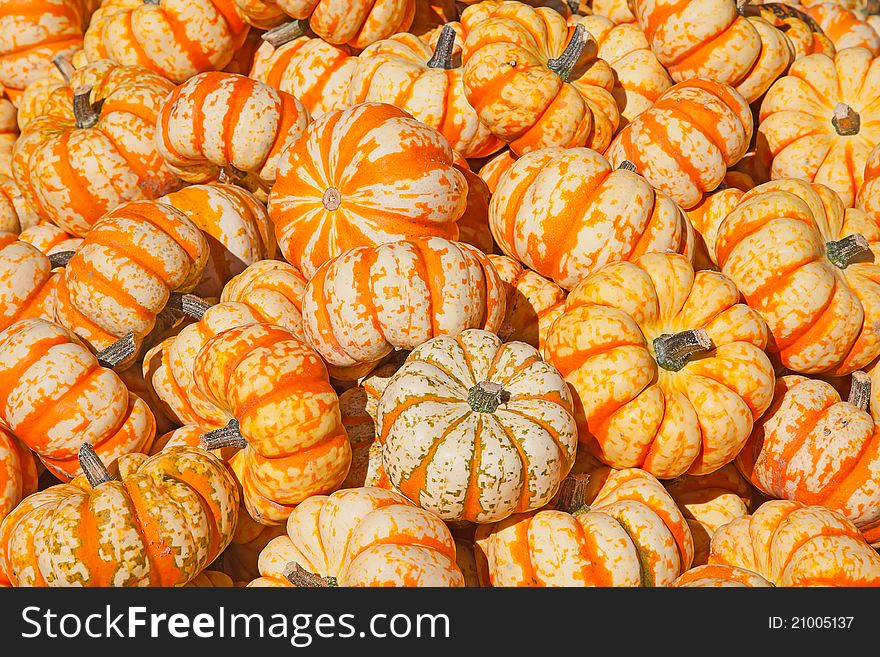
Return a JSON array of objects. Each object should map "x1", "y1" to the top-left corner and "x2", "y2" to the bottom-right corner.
[
  {"x1": 566, "y1": 0, "x2": 580, "y2": 13},
  {"x1": 200, "y1": 419, "x2": 248, "y2": 451},
  {"x1": 143, "y1": 0, "x2": 160, "y2": 4},
  {"x1": 556, "y1": 473, "x2": 592, "y2": 515},
  {"x1": 617, "y1": 160, "x2": 638, "y2": 173},
  {"x1": 165, "y1": 292, "x2": 212, "y2": 321},
  {"x1": 95, "y1": 332, "x2": 137, "y2": 369},
  {"x1": 72, "y1": 86, "x2": 100, "y2": 129},
  {"x1": 322, "y1": 187, "x2": 341, "y2": 211},
  {"x1": 653, "y1": 329, "x2": 713, "y2": 372},
  {"x1": 849, "y1": 371, "x2": 871, "y2": 412},
  {"x1": 832, "y1": 103, "x2": 861, "y2": 136},
  {"x1": 467, "y1": 381, "x2": 508, "y2": 413},
  {"x1": 47, "y1": 250, "x2": 75, "y2": 268},
  {"x1": 736, "y1": 0, "x2": 750, "y2": 14},
  {"x1": 79, "y1": 443, "x2": 113, "y2": 487},
  {"x1": 282, "y1": 562, "x2": 338, "y2": 587},
  {"x1": 547, "y1": 24, "x2": 592, "y2": 82},
  {"x1": 427, "y1": 25, "x2": 457, "y2": 69},
  {"x1": 261, "y1": 20, "x2": 310, "y2": 47},
  {"x1": 826, "y1": 234, "x2": 871, "y2": 268},
  {"x1": 52, "y1": 54, "x2": 76, "y2": 83}
]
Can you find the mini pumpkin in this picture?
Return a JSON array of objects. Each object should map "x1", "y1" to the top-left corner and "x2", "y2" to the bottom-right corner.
[
  {"x1": 274, "y1": 0, "x2": 416, "y2": 49},
  {"x1": 0, "y1": 427, "x2": 38, "y2": 529},
  {"x1": 0, "y1": 233, "x2": 61, "y2": 332},
  {"x1": 672, "y1": 563, "x2": 773, "y2": 587},
  {"x1": 801, "y1": 1, "x2": 880, "y2": 54}
]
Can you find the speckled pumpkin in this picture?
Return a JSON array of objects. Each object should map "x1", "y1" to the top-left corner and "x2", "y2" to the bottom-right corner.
[
  {"x1": 248, "y1": 486, "x2": 465, "y2": 587},
  {"x1": 543, "y1": 252, "x2": 775, "y2": 479},
  {"x1": 0, "y1": 427, "x2": 38, "y2": 530},
  {"x1": 18, "y1": 223, "x2": 81, "y2": 256},
  {"x1": 0, "y1": 87, "x2": 16, "y2": 178},
  {"x1": 715, "y1": 179, "x2": 880, "y2": 375},
  {"x1": 801, "y1": 1, "x2": 880, "y2": 54},
  {"x1": 489, "y1": 146, "x2": 694, "y2": 290},
  {"x1": 749, "y1": 2, "x2": 836, "y2": 58},
  {"x1": 302, "y1": 237, "x2": 506, "y2": 371},
  {"x1": 0, "y1": 176, "x2": 38, "y2": 236},
  {"x1": 672, "y1": 563, "x2": 773, "y2": 587},
  {"x1": 268, "y1": 102, "x2": 468, "y2": 279},
  {"x1": 0, "y1": 233, "x2": 61, "y2": 332},
  {"x1": 0, "y1": 445, "x2": 239, "y2": 586},
  {"x1": 708, "y1": 499, "x2": 880, "y2": 585},
  {"x1": 274, "y1": 0, "x2": 416, "y2": 49}
]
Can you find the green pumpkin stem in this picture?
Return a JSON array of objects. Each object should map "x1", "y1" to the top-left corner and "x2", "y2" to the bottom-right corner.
[
  {"x1": 52, "y1": 55, "x2": 76, "y2": 83},
  {"x1": 165, "y1": 292, "x2": 212, "y2": 321},
  {"x1": 283, "y1": 562, "x2": 338, "y2": 587},
  {"x1": 79, "y1": 443, "x2": 113, "y2": 488},
  {"x1": 849, "y1": 371, "x2": 872, "y2": 412},
  {"x1": 467, "y1": 381, "x2": 508, "y2": 413},
  {"x1": 200, "y1": 419, "x2": 247, "y2": 451},
  {"x1": 556, "y1": 473, "x2": 592, "y2": 515},
  {"x1": 261, "y1": 20, "x2": 310, "y2": 48},
  {"x1": 72, "y1": 86, "x2": 100, "y2": 130},
  {"x1": 832, "y1": 103, "x2": 861, "y2": 136},
  {"x1": 47, "y1": 250, "x2": 75, "y2": 268},
  {"x1": 427, "y1": 25, "x2": 457, "y2": 69},
  {"x1": 826, "y1": 234, "x2": 871, "y2": 268},
  {"x1": 547, "y1": 24, "x2": 591, "y2": 83},
  {"x1": 653, "y1": 329, "x2": 713, "y2": 372},
  {"x1": 95, "y1": 332, "x2": 137, "y2": 369}
]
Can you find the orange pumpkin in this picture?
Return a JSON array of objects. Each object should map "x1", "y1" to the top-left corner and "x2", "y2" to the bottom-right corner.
[
  {"x1": 672, "y1": 563, "x2": 773, "y2": 587},
  {"x1": 233, "y1": 0, "x2": 288, "y2": 29},
  {"x1": 0, "y1": 233, "x2": 63, "y2": 332},
  {"x1": 858, "y1": 140, "x2": 880, "y2": 217},
  {"x1": 0, "y1": 87, "x2": 16, "y2": 177},
  {"x1": 12, "y1": 50, "x2": 90, "y2": 131},
  {"x1": 801, "y1": 1, "x2": 880, "y2": 54},
  {"x1": 543, "y1": 252, "x2": 775, "y2": 479},
  {"x1": 18, "y1": 223, "x2": 81, "y2": 256},
  {"x1": 267, "y1": 102, "x2": 468, "y2": 279},
  {"x1": 591, "y1": 0, "x2": 635, "y2": 24},
  {"x1": 476, "y1": 147, "x2": 517, "y2": 193},
  {"x1": 0, "y1": 427, "x2": 38, "y2": 530},
  {"x1": 274, "y1": 0, "x2": 416, "y2": 49},
  {"x1": 749, "y1": 2, "x2": 837, "y2": 58}
]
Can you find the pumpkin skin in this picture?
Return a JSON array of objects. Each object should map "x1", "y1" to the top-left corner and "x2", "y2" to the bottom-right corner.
[
  {"x1": 0, "y1": 233, "x2": 60, "y2": 332},
  {"x1": 0, "y1": 446, "x2": 239, "y2": 587},
  {"x1": 52, "y1": 199, "x2": 209, "y2": 354},
  {"x1": 275, "y1": 0, "x2": 416, "y2": 49},
  {"x1": 249, "y1": 25, "x2": 357, "y2": 119},
  {"x1": 11, "y1": 59, "x2": 180, "y2": 236},
  {"x1": 750, "y1": 2, "x2": 837, "y2": 58},
  {"x1": 377, "y1": 329, "x2": 578, "y2": 523},
  {"x1": 544, "y1": 252, "x2": 775, "y2": 479},
  {"x1": 591, "y1": 0, "x2": 635, "y2": 24},
  {"x1": 461, "y1": 3, "x2": 620, "y2": 155},
  {"x1": 159, "y1": 183, "x2": 277, "y2": 299},
  {"x1": 488, "y1": 254, "x2": 566, "y2": 350},
  {"x1": 156, "y1": 71, "x2": 310, "y2": 195},
  {"x1": 757, "y1": 47, "x2": 880, "y2": 208},
  {"x1": 0, "y1": 87, "x2": 16, "y2": 177},
  {"x1": 708, "y1": 499, "x2": 880, "y2": 585},
  {"x1": 0, "y1": 319, "x2": 156, "y2": 481},
  {"x1": 859, "y1": 141, "x2": 880, "y2": 218},
  {"x1": 474, "y1": 467, "x2": 694, "y2": 586},
  {"x1": 0, "y1": 427, "x2": 38, "y2": 528},
  {"x1": 13, "y1": 49, "x2": 90, "y2": 132},
  {"x1": 629, "y1": 0, "x2": 794, "y2": 103},
  {"x1": 715, "y1": 179, "x2": 880, "y2": 376},
  {"x1": 233, "y1": 0, "x2": 288, "y2": 29},
  {"x1": 489, "y1": 146, "x2": 694, "y2": 290},
  {"x1": 672, "y1": 563, "x2": 773, "y2": 587},
  {"x1": 248, "y1": 487, "x2": 465, "y2": 587},
  {"x1": 268, "y1": 102, "x2": 468, "y2": 279},
  {"x1": 605, "y1": 78, "x2": 753, "y2": 210},
  {"x1": 83, "y1": 0, "x2": 250, "y2": 84},
  {"x1": 801, "y1": 1, "x2": 880, "y2": 54},
  {"x1": 18, "y1": 223, "x2": 82, "y2": 256},
  {"x1": 686, "y1": 172, "x2": 754, "y2": 271},
  {"x1": 302, "y1": 237, "x2": 506, "y2": 370},
  {"x1": 0, "y1": 175, "x2": 39, "y2": 235},
  {"x1": 736, "y1": 373, "x2": 880, "y2": 542},
  {"x1": 347, "y1": 30, "x2": 504, "y2": 159},
  {"x1": 193, "y1": 322, "x2": 351, "y2": 525},
  {"x1": 476, "y1": 148, "x2": 517, "y2": 193}
]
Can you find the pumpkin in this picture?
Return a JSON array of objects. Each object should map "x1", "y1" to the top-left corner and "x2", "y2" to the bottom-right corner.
[
  {"x1": 0, "y1": 427, "x2": 38, "y2": 528},
  {"x1": 195, "y1": 322, "x2": 351, "y2": 525},
  {"x1": 0, "y1": 0, "x2": 93, "y2": 99},
  {"x1": 461, "y1": 3, "x2": 620, "y2": 155},
  {"x1": 749, "y1": 2, "x2": 837, "y2": 58},
  {"x1": 488, "y1": 254, "x2": 566, "y2": 350},
  {"x1": 543, "y1": 252, "x2": 775, "y2": 479},
  {"x1": 473, "y1": 468, "x2": 694, "y2": 586},
  {"x1": 155, "y1": 71, "x2": 310, "y2": 197},
  {"x1": 574, "y1": 15, "x2": 673, "y2": 127},
  {"x1": 858, "y1": 141, "x2": 880, "y2": 218},
  {"x1": 159, "y1": 183, "x2": 277, "y2": 299},
  {"x1": 248, "y1": 486, "x2": 465, "y2": 587},
  {"x1": 591, "y1": 0, "x2": 635, "y2": 24},
  {"x1": 0, "y1": 318, "x2": 156, "y2": 480},
  {"x1": 453, "y1": 157, "x2": 496, "y2": 255},
  {"x1": 0, "y1": 87, "x2": 16, "y2": 177},
  {"x1": 249, "y1": 21, "x2": 357, "y2": 119},
  {"x1": 736, "y1": 372, "x2": 880, "y2": 544},
  {"x1": 268, "y1": 102, "x2": 468, "y2": 279},
  {"x1": 302, "y1": 236, "x2": 506, "y2": 371},
  {"x1": 377, "y1": 328, "x2": 577, "y2": 523},
  {"x1": 0, "y1": 233, "x2": 64, "y2": 332},
  {"x1": 757, "y1": 47, "x2": 880, "y2": 208},
  {"x1": 664, "y1": 464, "x2": 754, "y2": 565},
  {"x1": 686, "y1": 171, "x2": 754, "y2": 271},
  {"x1": 18, "y1": 223, "x2": 81, "y2": 255},
  {"x1": 274, "y1": 0, "x2": 416, "y2": 49},
  {"x1": 11, "y1": 59, "x2": 180, "y2": 236},
  {"x1": 715, "y1": 179, "x2": 880, "y2": 375},
  {"x1": 83, "y1": 0, "x2": 251, "y2": 84},
  {"x1": 0, "y1": 176, "x2": 38, "y2": 235},
  {"x1": 338, "y1": 386, "x2": 379, "y2": 489},
  {"x1": 233, "y1": 0, "x2": 288, "y2": 29},
  {"x1": 672, "y1": 563, "x2": 773, "y2": 587},
  {"x1": 629, "y1": 0, "x2": 795, "y2": 103},
  {"x1": 606, "y1": 78, "x2": 753, "y2": 210},
  {"x1": 52, "y1": 199, "x2": 209, "y2": 355},
  {"x1": 801, "y1": 1, "x2": 880, "y2": 54},
  {"x1": 12, "y1": 50, "x2": 90, "y2": 131},
  {"x1": 708, "y1": 499, "x2": 880, "y2": 585},
  {"x1": 0, "y1": 444, "x2": 239, "y2": 586},
  {"x1": 489, "y1": 147, "x2": 694, "y2": 289},
  {"x1": 347, "y1": 27, "x2": 503, "y2": 159}
]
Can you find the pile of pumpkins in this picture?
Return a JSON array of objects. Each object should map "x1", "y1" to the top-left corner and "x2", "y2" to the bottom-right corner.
[{"x1": 3, "y1": 0, "x2": 880, "y2": 588}]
